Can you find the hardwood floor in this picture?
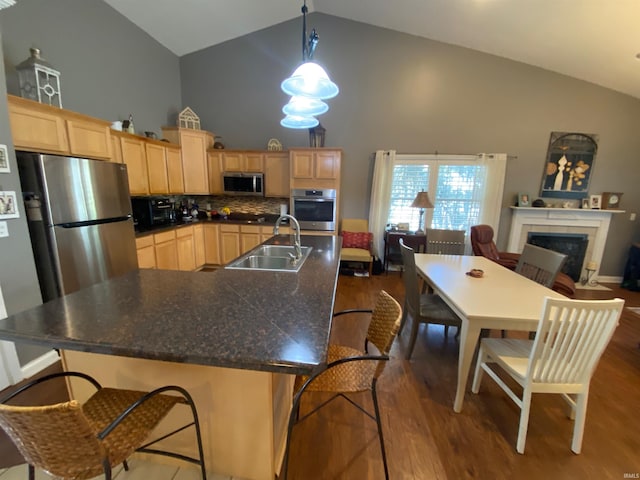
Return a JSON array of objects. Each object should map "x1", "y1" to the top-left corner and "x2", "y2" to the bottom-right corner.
[
  {"x1": 2, "y1": 275, "x2": 639, "y2": 479},
  {"x1": 286, "y1": 275, "x2": 640, "y2": 479}
]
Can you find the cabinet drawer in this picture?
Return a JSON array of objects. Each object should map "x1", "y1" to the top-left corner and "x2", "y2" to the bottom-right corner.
[
  {"x1": 136, "y1": 235, "x2": 154, "y2": 249},
  {"x1": 176, "y1": 225, "x2": 194, "y2": 238},
  {"x1": 240, "y1": 225, "x2": 261, "y2": 234},
  {"x1": 220, "y1": 224, "x2": 240, "y2": 233},
  {"x1": 154, "y1": 230, "x2": 176, "y2": 244}
]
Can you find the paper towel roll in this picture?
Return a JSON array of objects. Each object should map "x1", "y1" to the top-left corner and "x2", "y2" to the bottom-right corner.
[{"x1": 280, "y1": 203, "x2": 288, "y2": 216}]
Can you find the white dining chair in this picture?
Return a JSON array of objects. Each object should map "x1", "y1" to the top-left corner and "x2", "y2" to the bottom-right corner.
[{"x1": 472, "y1": 296, "x2": 625, "y2": 454}]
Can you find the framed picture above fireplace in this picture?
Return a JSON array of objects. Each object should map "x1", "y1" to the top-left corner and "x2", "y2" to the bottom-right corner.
[{"x1": 540, "y1": 132, "x2": 598, "y2": 200}]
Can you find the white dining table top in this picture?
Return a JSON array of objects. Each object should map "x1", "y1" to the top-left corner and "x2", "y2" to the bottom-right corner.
[{"x1": 414, "y1": 254, "x2": 566, "y2": 328}]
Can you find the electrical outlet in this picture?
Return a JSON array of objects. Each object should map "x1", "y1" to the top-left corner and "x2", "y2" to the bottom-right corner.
[
  {"x1": 630, "y1": 213, "x2": 637, "y2": 221},
  {"x1": 0, "y1": 221, "x2": 7, "y2": 238}
]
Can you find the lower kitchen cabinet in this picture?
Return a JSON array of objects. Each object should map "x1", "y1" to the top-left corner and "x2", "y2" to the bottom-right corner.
[
  {"x1": 220, "y1": 224, "x2": 241, "y2": 264},
  {"x1": 240, "y1": 225, "x2": 262, "y2": 253},
  {"x1": 154, "y1": 230, "x2": 178, "y2": 270},
  {"x1": 204, "y1": 224, "x2": 221, "y2": 265},
  {"x1": 176, "y1": 226, "x2": 196, "y2": 272},
  {"x1": 135, "y1": 235, "x2": 156, "y2": 269},
  {"x1": 193, "y1": 224, "x2": 206, "y2": 268}
]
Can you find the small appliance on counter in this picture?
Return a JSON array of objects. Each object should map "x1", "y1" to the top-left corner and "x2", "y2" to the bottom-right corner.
[{"x1": 131, "y1": 197, "x2": 176, "y2": 228}]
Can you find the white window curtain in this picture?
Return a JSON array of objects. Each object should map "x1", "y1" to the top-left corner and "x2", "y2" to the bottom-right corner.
[
  {"x1": 368, "y1": 151, "x2": 507, "y2": 256},
  {"x1": 368, "y1": 150, "x2": 395, "y2": 259}
]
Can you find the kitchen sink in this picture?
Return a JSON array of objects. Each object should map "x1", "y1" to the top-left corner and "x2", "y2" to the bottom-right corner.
[
  {"x1": 225, "y1": 245, "x2": 313, "y2": 272},
  {"x1": 253, "y1": 245, "x2": 312, "y2": 258}
]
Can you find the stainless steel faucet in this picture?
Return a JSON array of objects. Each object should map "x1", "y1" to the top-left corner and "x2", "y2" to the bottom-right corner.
[{"x1": 274, "y1": 214, "x2": 302, "y2": 261}]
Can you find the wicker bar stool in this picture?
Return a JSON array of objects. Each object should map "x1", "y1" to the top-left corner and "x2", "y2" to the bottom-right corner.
[
  {"x1": 280, "y1": 290, "x2": 403, "y2": 480},
  {"x1": 0, "y1": 371, "x2": 207, "y2": 480}
]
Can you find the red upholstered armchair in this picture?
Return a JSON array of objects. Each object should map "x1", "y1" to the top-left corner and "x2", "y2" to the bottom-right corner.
[
  {"x1": 470, "y1": 224, "x2": 576, "y2": 298},
  {"x1": 470, "y1": 224, "x2": 520, "y2": 269}
]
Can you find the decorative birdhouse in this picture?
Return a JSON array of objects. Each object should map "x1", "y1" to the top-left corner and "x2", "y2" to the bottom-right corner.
[
  {"x1": 16, "y1": 48, "x2": 62, "y2": 107},
  {"x1": 178, "y1": 107, "x2": 201, "y2": 130}
]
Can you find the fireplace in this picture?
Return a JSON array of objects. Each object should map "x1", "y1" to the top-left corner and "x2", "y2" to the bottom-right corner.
[
  {"x1": 507, "y1": 207, "x2": 622, "y2": 283},
  {"x1": 527, "y1": 232, "x2": 588, "y2": 281}
]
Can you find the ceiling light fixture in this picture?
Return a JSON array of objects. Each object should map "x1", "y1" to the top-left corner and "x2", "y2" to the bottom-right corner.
[{"x1": 280, "y1": 0, "x2": 338, "y2": 129}]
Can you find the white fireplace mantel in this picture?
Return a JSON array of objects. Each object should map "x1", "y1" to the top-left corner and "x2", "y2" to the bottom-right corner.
[{"x1": 507, "y1": 207, "x2": 624, "y2": 279}]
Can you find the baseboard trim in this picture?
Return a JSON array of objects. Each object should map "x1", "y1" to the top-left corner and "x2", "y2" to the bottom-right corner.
[{"x1": 21, "y1": 350, "x2": 60, "y2": 380}]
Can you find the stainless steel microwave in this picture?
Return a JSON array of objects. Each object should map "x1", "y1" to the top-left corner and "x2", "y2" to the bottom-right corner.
[{"x1": 222, "y1": 172, "x2": 264, "y2": 196}]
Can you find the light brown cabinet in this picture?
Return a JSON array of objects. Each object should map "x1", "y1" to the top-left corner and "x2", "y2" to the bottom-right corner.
[
  {"x1": 204, "y1": 224, "x2": 221, "y2": 265},
  {"x1": 264, "y1": 152, "x2": 290, "y2": 197},
  {"x1": 291, "y1": 149, "x2": 341, "y2": 181},
  {"x1": 145, "y1": 142, "x2": 169, "y2": 195},
  {"x1": 162, "y1": 127, "x2": 213, "y2": 194},
  {"x1": 135, "y1": 235, "x2": 156, "y2": 269},
  {"x1": 208, "y1": 151, "x2": 223, "y2": 195},
  {"x1": 222, "y1": 151, "x2": 264, "y2": 173},
  {"x1": 120, "y1": 134, "x2": 149, "y2": 196},
  {"x1": 220, "y1": 224, "x2": 241, "y2": 264},
  {"x1": 176, "y1": 226, "x2": 196, "y2": 272},
  {"x1": 193, "y1": 224, "x2": 206, "y2": 268},
  {"x1": 240, "y1": 225, "x2": 262, "y2": 253},
  {"x1": 7, "y1": 95, "x2": 112, "y2": 160},
  {"x1": 153, "y1": 230, "x2": 178, "y2": 270},
  {"x1": 166, "y1": 145, "x2": 184, "y2": 194}
]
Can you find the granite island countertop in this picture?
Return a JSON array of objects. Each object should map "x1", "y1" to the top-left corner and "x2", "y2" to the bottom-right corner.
[{"x1": 0, "y1": 235, "x2": 341, "y2": 376}]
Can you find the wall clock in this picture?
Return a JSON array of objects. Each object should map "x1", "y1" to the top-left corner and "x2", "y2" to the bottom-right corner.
[{"x1": 601, "y1": 192, "x2": 622, "y2": 209}]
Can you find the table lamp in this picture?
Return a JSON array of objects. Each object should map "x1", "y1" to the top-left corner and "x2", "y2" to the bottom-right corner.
[{"x1": 410, "y1": 191, "x2": 434, "y2": 233}]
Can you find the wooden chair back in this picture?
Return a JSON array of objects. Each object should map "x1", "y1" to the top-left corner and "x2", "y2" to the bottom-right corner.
[
  {"x1": 530, "y1": 297, "x2": 624, "y2": 385},
  {"x1": 426, "y1": 228, "x2": 465, "y2": 254},
  {"x1": 516, "y1": 243, "x2": 567, "y2": 288}
]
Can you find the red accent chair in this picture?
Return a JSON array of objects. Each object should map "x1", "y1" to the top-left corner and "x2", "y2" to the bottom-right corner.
[{"x1": 470, "y1": 224, "x2": 576, "y2": 297}]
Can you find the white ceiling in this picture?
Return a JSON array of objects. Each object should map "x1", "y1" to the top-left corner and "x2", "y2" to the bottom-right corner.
[{"x1": 103, "y1": 0, "x2": 640, "y2": 100}]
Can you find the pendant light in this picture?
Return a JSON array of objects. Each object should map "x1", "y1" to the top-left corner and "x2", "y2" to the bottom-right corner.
[{"x1": 280, "y1": 0, "x2": 338, "y2": 128}]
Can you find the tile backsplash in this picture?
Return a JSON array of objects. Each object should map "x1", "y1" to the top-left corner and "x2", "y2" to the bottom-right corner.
[{"x1": 170, "y1": 195, "x2": 289, "y2": 216}]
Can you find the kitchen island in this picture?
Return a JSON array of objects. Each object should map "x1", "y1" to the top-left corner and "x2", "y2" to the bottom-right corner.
[{"x1": 0, "y1": 234, "x2": 341, "y2": 480}]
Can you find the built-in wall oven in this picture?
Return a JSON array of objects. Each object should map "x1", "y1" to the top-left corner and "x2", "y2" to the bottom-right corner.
[{"x1": 290, "y1": 188, "x2": 337, "y2": 231}]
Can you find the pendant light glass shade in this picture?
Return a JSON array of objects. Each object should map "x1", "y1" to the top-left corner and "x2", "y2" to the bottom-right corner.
[
  {"x1": 281, "y1": 61, "x2": 339, "y2": 100},
  {"x1": 280, "y1": 114, "x2": 319, "y2": 129},
  {"x1": 282, "y1": 95, "x2": 329, "y2": 116}
]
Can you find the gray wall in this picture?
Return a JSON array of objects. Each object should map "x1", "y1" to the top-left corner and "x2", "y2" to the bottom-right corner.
[
  {"x1": 180, "y1": 13, "x2": 640, "y2": 276},
  {"x1": 0, "y1": 28, "x2": 48, "y2": 364},
  {"x1": 0, "y1": 0, "x2": 182, "y2": 135},
  {"x1": 0, "y1": 0, "x2": 182, "y2": 366}
]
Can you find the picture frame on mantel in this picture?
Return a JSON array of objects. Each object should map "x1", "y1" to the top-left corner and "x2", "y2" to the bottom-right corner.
[
  {"x1": 540, "y1": 132, "x2": 598, "y2": 200},
  {"x1": 590, "y1": 194, "x2": 602, "y2": 210},
  {"x1": 518, "y1": 193, "x2": 530, "y2": 207}
]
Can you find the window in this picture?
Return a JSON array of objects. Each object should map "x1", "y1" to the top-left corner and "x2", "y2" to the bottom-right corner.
[{"x1": 387, "y1": 156, "x2": 486, "y2": 233}]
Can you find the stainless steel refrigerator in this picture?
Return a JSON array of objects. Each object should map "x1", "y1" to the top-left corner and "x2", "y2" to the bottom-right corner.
[{"x1": 17, "y1": 153, "x2": 138, "y2": 302}]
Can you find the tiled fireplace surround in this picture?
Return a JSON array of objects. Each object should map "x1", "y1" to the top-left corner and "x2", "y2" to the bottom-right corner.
[{"x1": 506, "y1": 207, "x2": 622, "y2": 283}]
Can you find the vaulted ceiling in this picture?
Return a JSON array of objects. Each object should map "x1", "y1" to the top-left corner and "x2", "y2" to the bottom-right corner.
[{"x1": 103, "y1": 0, "x2": 640, "y2": 100}]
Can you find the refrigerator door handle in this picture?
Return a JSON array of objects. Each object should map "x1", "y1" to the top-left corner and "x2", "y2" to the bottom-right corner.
[{"x1": 57, "y1": 216, "x2": 132, "y2": 229}]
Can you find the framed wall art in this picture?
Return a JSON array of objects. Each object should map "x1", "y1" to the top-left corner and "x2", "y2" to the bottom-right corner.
[
  {"x1": 0, "y1": 191, "x2": 19, "y2": 219},
  {"x1": 0, "y1": 144, "x2": 9, "y2": 173},
  {"x1": 540, "y1": 132, "x2": 598, "y2": 200}
]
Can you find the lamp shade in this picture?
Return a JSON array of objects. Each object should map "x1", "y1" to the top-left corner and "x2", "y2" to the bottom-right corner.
[
  {"x1": 281, "y1": 62, "x2": 339, "y2": 100},
  {"x1": 282, "y1": 96, "x2": 329, "y2": 116},
  {"x1": 410, "y1": 191, "x2": 434, "y2": 209},
  {"x1": 280, "y1": 114, "x2": 319, "y2": 129}
]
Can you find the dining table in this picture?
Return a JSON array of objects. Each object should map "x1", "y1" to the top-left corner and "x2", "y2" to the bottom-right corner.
[{"x1": 413, "y1": 254, "x2": 566, "y2": 412}]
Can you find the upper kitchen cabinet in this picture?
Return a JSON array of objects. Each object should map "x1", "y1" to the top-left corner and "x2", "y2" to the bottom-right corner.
[
  {"x1": 7, "y1": 95, "x2": 112, "y2": 160},
  {"x1": 264, "y1": 152, "x2": 290, "y2": 197},
  {"x1": 145, "y1": 141, "x2": 169, "y2": 195},
  {"x1": 290, "y1": 148, "x2": 341, "y2": 190},
  {"x1": 161, "y1": 127, "x2": 213, "y2": 194},
  {"x1": 165, "y1": 144, "x2": 183, "y2": 194},
  {"x1": 221, "y1": 151, "x2": 264, "y2": 173},
  {"x1": 118, "y1": 133, "x2": 149, "y2": 196},
  {"x1": 208, "y1": 151, "x2": 223, "y2": 195}
]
